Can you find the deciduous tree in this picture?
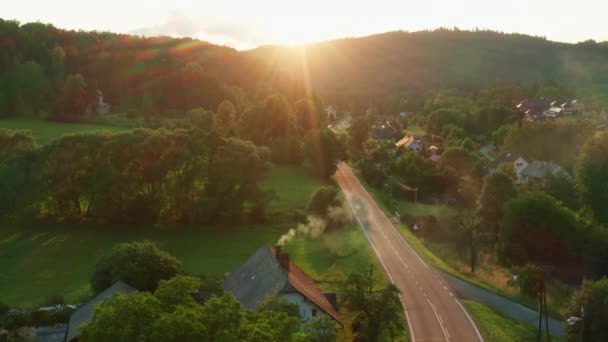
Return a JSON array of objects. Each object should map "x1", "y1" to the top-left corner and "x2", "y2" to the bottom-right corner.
[
  {"x1": 575, "y1": 132, "x2": 608, "y2": 225},
  {"x1": 91, "y1": 241, "x2": 184, "y2": 293}
]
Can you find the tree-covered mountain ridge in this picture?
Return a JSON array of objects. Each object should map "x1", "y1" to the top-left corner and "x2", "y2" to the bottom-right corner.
[
  {"x1": 2, "y1": 18, "x2": 608, "y2": 116},
  {"x1": 246, "y1": 29, "x2": 608, "y2": 104}
]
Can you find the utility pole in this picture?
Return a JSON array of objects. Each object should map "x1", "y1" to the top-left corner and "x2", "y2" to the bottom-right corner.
[{"x1": 536, "y1": 276, "x2": 551, "y2": 342}]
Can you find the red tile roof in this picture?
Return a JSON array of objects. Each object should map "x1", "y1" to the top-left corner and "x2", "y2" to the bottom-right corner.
[{"x1": 270, "y1": 247, "x2": 344, "y2": 326}]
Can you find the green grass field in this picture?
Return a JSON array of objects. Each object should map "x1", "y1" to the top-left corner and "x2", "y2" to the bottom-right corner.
[
  {"x1": 0, "y1": 118, "x2": 127, "y2": 145},
  {"x1": 463, "y1": 300, "x2": 563, "y2": 342},
  {"x1": 0, "y1": 222, "x2": 382, "y2": 309},
  {"x1": 261, "y1": 165, "x2": 329, "y2": 214},
  {"x1": 405, "y1": 124, "x2": 427, "y2": 137},
  {"x1": 0, "y1": 224, "x2": 285, "y2": 308},
  {"x1": 285, "y1": 224, "x2": 386, "y2": 290}
]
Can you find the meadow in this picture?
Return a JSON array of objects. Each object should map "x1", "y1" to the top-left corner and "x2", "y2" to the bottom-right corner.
[{"x1": 0, "y1": 118, "x2": 127, "y2": 145}]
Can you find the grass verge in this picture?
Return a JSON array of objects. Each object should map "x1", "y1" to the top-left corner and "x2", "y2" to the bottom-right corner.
[{"x1": 463, "y1": 300, "x2": 563, "y2": 342}]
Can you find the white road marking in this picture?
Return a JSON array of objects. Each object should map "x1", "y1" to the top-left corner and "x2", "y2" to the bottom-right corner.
[{"x1": 337, "y1": 165, "x2": 484, "y2": 342}]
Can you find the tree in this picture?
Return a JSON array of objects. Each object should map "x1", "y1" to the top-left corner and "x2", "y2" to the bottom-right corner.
[
  {"x1": 215, "y1": 100, "x2": 237, "y2": 136},
  {"x1": 81, "y1": 276, "x2": 245, "y2": 342},
  {"x1": 508, "y1": 263, "x2": 544, "y2": 298},
  {"x1": 575, "y1": 132, "x2": 608, "y2": 225},
  {"x1": 426, "y1": 108, "x2": 463, "y2": 135},
  {"x1": 0, "y1": 129, "x2": 36, "y2": 163},
  {"x1": 542, "y1": 171, "x2": 580, "y2": 211},
  {"x1": 348, "y1": 116, "x2": 370, "y2": 160},
  {"x1": 54, "y1": 73, "x2": 88, "y2": 121},
  {"x1": 91, "y1": 241, "x2": 184, "y2": 293},
  {"x1": 188, "y1": 107, "x2": 215, "y2": 132},
  {"x1": 303, "y1": 129, "x2": 345, "y2": 179},
  {"x1": 80, "y1": 291, "x2": 163, "y2": 342},
  {"x1": 500, "y1": 193, "x2": 583, "y2": 266},
  {"x1": 295, "y1": 98, "x2": 323, "y2": 132},
  {"x1": 440, "y1": 146, "x2": 487, "y2": 206},
  {"x1": 303, "y1": 316, "x2": 338, "y2": 342},
  {"x1": 343, "y1": 271, "x2": 404, "y2": 342},
  {"x1": 564, "y1": 277, "x2": 608, "y2": 342},
  {"x1": 504, "y1": 120, "x2": 595, "y2": 171},
  {"x1": 307, "y1": 186, "x2": 339, "y2": 216},
  {"x1": 394, "y1": 151, "x2": 444, "y2": 197},
  {"x1": 263, "y1": 94, "x2": 295, "y2": 139},
  {"x1": 477, "y1": 170, "x2": 517, "y2": 236}
]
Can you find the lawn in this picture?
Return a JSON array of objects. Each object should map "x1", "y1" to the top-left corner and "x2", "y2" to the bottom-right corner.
[
  {"x1": 0, "y1": 118, "x2": 127, "y2": 145},
  {"x1": 0, "y1": 222, "x2": 382, "y2": 309},
  {"x1": 261, "y1": 165, "x2": 329, "y2": 214},
  {"x1": 405, "y1": 124, "x2": 426, "y2": 137},
  {"x1": 463, "y1": 300, "x2": 563, "y2": 342},
  {"x1": 0, "y1": 223, "x2": 284, "y2": 308},
  {"x1": 285, "y1": 224, "x2": 386, "y2": 290}
]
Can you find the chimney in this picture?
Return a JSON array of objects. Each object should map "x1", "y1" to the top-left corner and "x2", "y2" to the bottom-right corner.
[{"x1": 276, "y1": 249, "x2": 290, "y2": 270}]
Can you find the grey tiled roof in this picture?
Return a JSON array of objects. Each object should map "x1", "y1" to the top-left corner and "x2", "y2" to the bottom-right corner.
[
  {"x1": 66, "y1": 281, "x2": 137, "y2": 342},
  {"x1": 223, "y1": 246, "x2": 288, "y2": 310},
  {"x1": 224, "y1": 246, "x2": 343, "y2": 326}
]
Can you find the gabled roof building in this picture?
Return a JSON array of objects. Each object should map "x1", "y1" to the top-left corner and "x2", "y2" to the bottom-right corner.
[
  {"x1": 66, "y1": 281, "x2": 137, "y2": 342},
  {"x1": 224, "y1": 245, "x2": 343, "y2": 326}
]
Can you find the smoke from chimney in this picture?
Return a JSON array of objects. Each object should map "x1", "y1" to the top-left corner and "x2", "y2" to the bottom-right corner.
[{"x1": 275, "y1": 202, "x2": 352, "y2": 247}]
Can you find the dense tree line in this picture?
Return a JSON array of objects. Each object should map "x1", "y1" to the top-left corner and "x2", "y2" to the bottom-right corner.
[{"x1": 0, "y1": 129, "x2": 273, "y2": 224}]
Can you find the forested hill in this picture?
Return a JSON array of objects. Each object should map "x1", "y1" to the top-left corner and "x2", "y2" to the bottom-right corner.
[
  {"x1": 0, "y1": 19, "x2": 304, "y2": 118},
  {"x1": 246, "y1": 29, "x2": 608, "y2": 106},
  {"x1": 3, "y1": 19, "x2": 608, "y2": 118}
]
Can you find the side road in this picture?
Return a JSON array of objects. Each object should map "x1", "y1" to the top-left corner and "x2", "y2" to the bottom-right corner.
[{"x1": 442, "y1": 272, "x2": 565, "y2": 336}]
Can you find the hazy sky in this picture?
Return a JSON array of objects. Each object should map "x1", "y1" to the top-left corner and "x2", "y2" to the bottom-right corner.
[{"x1": 4, "y1": 0, "x2": 608, "y2": 50}]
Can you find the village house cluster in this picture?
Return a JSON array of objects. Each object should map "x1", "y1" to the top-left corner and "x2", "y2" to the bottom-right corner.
[{"x1": 516, "y1": 98, "x2": 584, "y2": 121}]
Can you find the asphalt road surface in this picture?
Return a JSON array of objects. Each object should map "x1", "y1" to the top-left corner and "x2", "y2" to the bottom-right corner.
[{"x1": 336, "y1": 163, "x2": 483, "y2": 342}]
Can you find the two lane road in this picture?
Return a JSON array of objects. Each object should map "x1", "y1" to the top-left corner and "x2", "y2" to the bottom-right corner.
[{"x1": 336, "y1": 163, "x2": 483, "y2": 342}]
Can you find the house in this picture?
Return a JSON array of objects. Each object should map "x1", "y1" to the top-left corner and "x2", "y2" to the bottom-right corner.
[
  {"x1": 371, "y1": 123, "x2": 397, "y2": 142},
  {"x1": 65, "y1": 281, "x2": 137, "y2": 342},
  {"x1": 517, "y1": 98, "x2": 583, "y2": 121},
  {"x1": 395, "y1": 135, "x2": 422, "y2": 152},
  {"x1": 85, "y1": 90, "x2": 110, "y2": 117},
  {"x1": 224, "y1": 245, "x2": 343, "y2": 327},
  {"x1": 543, "y1": 106, "x2": 563, "y2": 117},
  {"x1": 520, "y1": 160, "x2": 566, "y2": 183},
  {"x1": 516, "y1": 99, "x2": 553, "y2": 116},
  {"x1": 560, "y1": 100, "x2": 584, "y2": 115},
  {"x1": 489, "y1": 153, "x2": 529, "y2": 184}
]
